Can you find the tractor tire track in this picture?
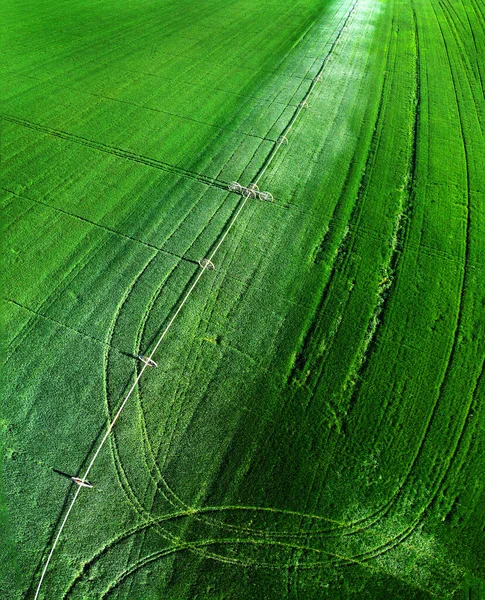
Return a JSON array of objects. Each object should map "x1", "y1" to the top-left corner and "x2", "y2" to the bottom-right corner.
[
  {"x1": 439, "y1": 0, "x2": 484, "y2": 110},
  {"x1": 2, "y1": 187, "x2": 164, "y2": 253},
  {"x1": 392, "y1": 0, "x2": 483, "y2": 529},
  {"x1": 286, "y1": 0, "x2": 388, "y2": 390},
  {"x1": 321, "y1": 0, "x2": 483, "y2": 567},
  {"x1": 24, "y1": 247, "x2": 159, "y2": 599},
  {"x1": 277, "y1": 4, "x2": 398, "y2": 543},
  {"x1": 62, "y1": 495, "x2": 446, "y2": 599},
  {"x1": 306, "y1": 0, "x2": 420, "y2": 531},
  {"x1": 1, "y1": 114, "x2": 230, "y2": 192},
  {"x1": 3, "y1": 298, "x2": 131, "y2": 358},
  {"x1": 6, "y1": 228, "x2": 121, "y2": 361},
  {"x1": 91, "y1": 0, "x2": 362, "y2": 560},
  {"x1": 6, "y1": 70, "x2": 279, "y2": 142},
  {"x1": 95, "y1": 245, "x2": 303, "y2": 573}
]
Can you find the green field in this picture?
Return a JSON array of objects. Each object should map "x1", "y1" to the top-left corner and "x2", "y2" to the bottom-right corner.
[{"x1": 1, "y1": 0, "x2": 484, "y2": 598}]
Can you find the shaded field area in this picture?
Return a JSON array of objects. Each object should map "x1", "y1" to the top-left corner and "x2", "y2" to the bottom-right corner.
[{"x1": 1, "y1": 0, "x2": 484, "y2": 598}]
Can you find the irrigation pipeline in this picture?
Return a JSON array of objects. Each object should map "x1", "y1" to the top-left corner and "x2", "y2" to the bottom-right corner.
[
  {"x1": 32, "y1": 193, "x2": 250, "y2": 600},
  {"x1": 33, "y1": 1, "x2": 358, "y2": 598}
]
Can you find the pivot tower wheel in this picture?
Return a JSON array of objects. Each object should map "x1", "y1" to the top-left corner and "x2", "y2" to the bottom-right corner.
[
  {"x1": 199, "y1": 258, "x2": 215, "y2": 270},
  {"x1": 258, "y1": 191, "x2": 274, "y2": 202},
  {"x1": 243, "y1": 183, "x2": 259, "y2": 198},
  {"x1": 138, "y1": 355, "x2": 158, "y2": 367}
]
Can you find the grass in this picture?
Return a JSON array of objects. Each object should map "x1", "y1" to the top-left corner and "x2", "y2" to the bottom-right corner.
[{"x1": 1, "y1": 0, "x2": 484, "y2": 598}]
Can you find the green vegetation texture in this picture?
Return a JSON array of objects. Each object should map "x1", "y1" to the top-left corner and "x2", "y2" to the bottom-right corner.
[{"x1": 1, "y1": 0, "x2": 484, "y2": 598}]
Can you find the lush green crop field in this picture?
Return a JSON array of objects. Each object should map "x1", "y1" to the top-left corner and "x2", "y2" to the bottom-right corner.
[{"x1": 1, "y1": 0, "x2": 484, "y2": 598}]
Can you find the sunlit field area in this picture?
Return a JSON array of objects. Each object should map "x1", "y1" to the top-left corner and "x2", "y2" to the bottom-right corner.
[{"x1": 1, "y1": 0, "x2": 484, "y2": 598}]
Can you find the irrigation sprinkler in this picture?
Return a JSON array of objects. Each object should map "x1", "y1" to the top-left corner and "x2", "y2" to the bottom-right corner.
[
  {"x1": 228, "y1": 182, "x2": 273, "y2": 202},
  {"x1": 277, "y1": 135, "x2": 288, "y2": 145},
  {"x1": 299, "y1": 100, "x2": 309, "y2": 109},
  {"x1": 138, "y1": 355, "x2": 158, "y2": 367},
  {"x1": 199, "y1": 258, "x2": 215, "y2": 270},
  {"x1": 313, "y1": 74, "x2": 322, "y2": 82},
  {"x1": 71, "y1": 477, "x2": 93, "y2": 489},
  {"x1": 243, "y1": 183, "x2": 259, "y2": 198},
  {"x1": 258, "y1": 191, "x2": 274, "y2": 202}
]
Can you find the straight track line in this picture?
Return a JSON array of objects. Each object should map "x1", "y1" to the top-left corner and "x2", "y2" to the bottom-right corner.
[
  {"x1": 2, "y1": 113, "x2": 230, "y2": 192},
  {"x1": 2, "y1": 186, "x2": 198, "y2": 267}
]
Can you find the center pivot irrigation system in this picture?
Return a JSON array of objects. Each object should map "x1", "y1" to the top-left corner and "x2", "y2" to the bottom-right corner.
[{"x1": 33, "y1": 2, "x2": 358, "y2": 597}]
